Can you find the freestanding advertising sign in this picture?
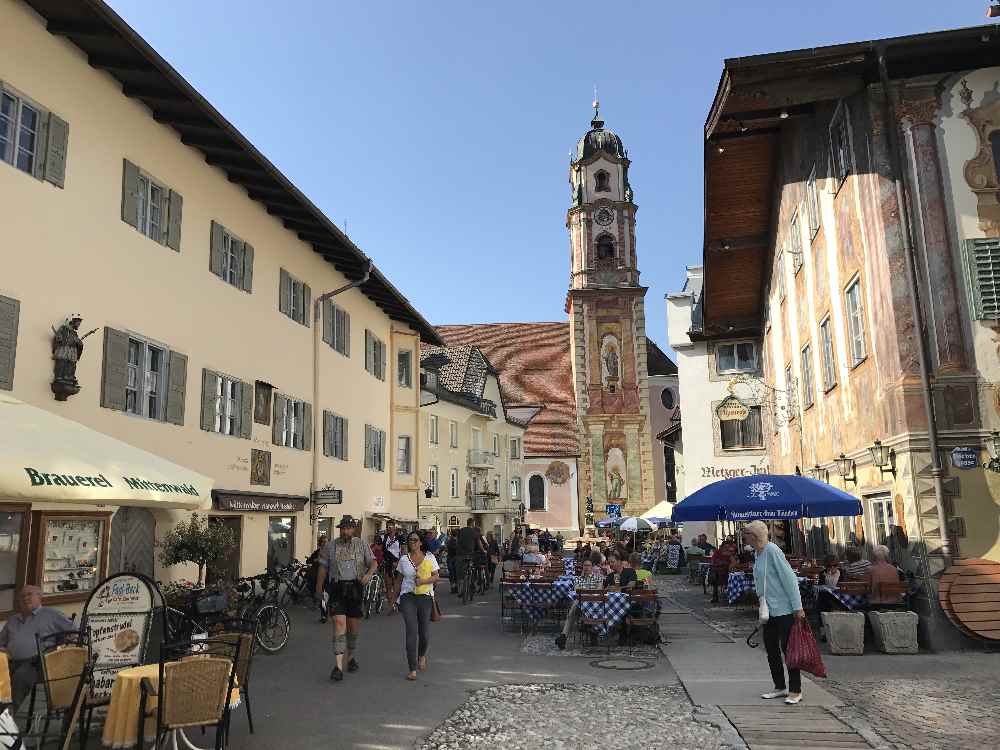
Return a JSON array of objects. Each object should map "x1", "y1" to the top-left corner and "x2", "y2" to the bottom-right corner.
[{"x1": 81, "y1": 573, "x2": 163, "y2": 699}]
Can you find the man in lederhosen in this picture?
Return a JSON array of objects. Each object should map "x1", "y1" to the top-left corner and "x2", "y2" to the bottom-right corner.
[{"x1": 315, "y1": 515, "x2": 376, "y2": 682}]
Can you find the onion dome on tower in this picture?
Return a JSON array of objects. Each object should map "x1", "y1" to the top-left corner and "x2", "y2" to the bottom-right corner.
[{"x1": 575, "y1": 97, "x2": 627, "y2": 161}]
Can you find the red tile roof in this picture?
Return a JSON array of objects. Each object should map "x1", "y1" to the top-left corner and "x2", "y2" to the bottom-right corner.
[{"x1": 436, "y1": 323, "x2": 579, "y2": 457}]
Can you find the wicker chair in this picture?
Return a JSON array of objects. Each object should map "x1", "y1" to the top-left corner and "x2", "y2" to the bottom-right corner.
[
  {"x1": 214, "y1": 619, "x2": 257, "y2": 735},
  {"x1": 138, "y1": 638, "x2": 240, "y2": 750},
  {"x1": 33, "y1": 628, "x2": 100, "y2": 747}
]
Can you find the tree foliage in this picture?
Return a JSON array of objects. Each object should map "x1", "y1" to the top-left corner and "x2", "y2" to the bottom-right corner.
[{"x1": 158, "y1": 513, "x2": 236, "y2": 586}]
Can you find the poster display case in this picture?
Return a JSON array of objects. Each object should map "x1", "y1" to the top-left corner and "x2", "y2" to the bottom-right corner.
[{"x1": 30, "y1": 511, "x2": 110, "y2": 604}]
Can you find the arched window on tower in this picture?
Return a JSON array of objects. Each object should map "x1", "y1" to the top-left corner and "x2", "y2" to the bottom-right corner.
[
  {"x1": 594, "y1": 170, "x2": 610, "y2": 192},
  {"x1": 528, "y1": 475, "x2": 546, "y2": 511},
  {"x1": 596, "y1": 233, "x2": 615, "y2": 260}
]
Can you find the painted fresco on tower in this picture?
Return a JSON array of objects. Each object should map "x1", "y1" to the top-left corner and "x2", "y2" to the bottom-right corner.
[
  {"x1": 606, "y1": 446, "x2": 628, "y2": 501},
  {"x1": 601, "y1": 333, "x2": 621, "y2": 392}
]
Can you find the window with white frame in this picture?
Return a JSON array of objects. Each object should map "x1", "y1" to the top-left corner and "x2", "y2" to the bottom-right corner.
[
  {"x1": 397, "y1": 350, "x2": 412, "y2": 388},
  {"x1": 789, "y1": 212, "x2": 803, "y2": 274},
  {"x1": 510, "y1": 476, "x2": 521, "y2": 500},
  {"x1": 450, "y1": 468, "x2": 459, "y2": 498},
  {"x1": 429, "y1": 465, "x2": 439, "y2": 497},
  {"x1": 364, "y1": 425, "x2": 386, "y2": 471},
  {"x1": 323, "y1": 411, "x2": 347, "y2": 460},
  {"x1": 720, "y1": 406, "x2": 764, "y2": 449},
  {"x1": 280, "y1": 398, "x2": 306, "y2": 449},
  {"x1": 801, "y1": 344, "x2": 814, "y2": 409},
  {"x1": 126, "y1": 338, "x2": 167, "y2": 420},
  {"x1": 845, "y1": 278, "x2": 867, "y2": 367},
  {"x1": 820, "y1": 317, "x2": 837, "y2": 391},
  {"x1": 365, "y1": 330, "x2": 386, "y2": 381},
  {"x1": 429, "y1": 414, "x2": 439, "y2": 444},
  {"x1": 214, "y1": 375, "x2": 240, "y2": 435},
  {"x1": 449, "y1": 420, "x2": 458, "y2": 448},
  {"x1": 716, "y1": 341, "x2": 757, "y2": 374},
  {"x1": 868, "y1": 492, "x2": 894, "y2": 546},
  {"x1": 137, "y1": 174, "x2": 165, "y2": 243},
  {"x1": 279, "y1": 269, "x2": 310, "y2": 327},
  {"x1": 806, "y1": 165, "x2": 821, "y2": 237},
  {"x1": 0, "y1": 91, "x2": 39, "y2": 175},
  {"x1": 830, "y1": 103, "x2": 853, "y2": 188},
  {"x1": 396, "y1": 436, "x2": 412, "y2": 474},
  {"x1": 510, "y1": 437, "x2": 521, "y2": 459}
]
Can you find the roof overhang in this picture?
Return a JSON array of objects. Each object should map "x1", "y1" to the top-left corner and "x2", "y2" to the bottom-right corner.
[
  {"x1": 700, "y1": 23, "x2": 1000, "y2": 339},
  {"x1": 24, "y1": 0, "x2": 441, "y2": 344}
]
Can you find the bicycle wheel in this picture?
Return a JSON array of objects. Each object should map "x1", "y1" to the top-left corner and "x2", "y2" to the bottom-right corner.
[
  {"x1": 254, "y1": 604, "x2": 291, "y2": 653},
  {"x1": 462, "y1": 565, "x2": 473, "y2": 605}
]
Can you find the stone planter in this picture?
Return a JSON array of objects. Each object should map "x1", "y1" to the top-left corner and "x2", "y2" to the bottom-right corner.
[
  {"x1": 868, "y1": 610, "x2": 919, "y2": 654},
  {"x1": 821, "y1": 612, "x2": 866, "y2": 654}
]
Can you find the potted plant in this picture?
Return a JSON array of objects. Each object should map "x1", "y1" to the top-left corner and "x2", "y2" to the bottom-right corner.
[{"x1": 158, "y1": 513, "x2": 236, "y2": 587}]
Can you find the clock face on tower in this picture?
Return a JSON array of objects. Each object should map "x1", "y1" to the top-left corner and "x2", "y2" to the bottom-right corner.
[{"x1": 594, "y1": 207, "x2": 614, "y2": 226}]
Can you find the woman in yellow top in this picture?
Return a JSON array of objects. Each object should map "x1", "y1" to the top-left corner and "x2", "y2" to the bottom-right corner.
[
  {"x1": 629, "y1": 553, "x2": 653, "y2": 584},
  {"x1": 397, "y1": 533, "x2": 440, "y2": 680}
]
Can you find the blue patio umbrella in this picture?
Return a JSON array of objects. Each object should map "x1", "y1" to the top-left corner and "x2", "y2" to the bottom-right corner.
[{"x1": 670, "y1": 474, "x2": 862, "y2": 523}]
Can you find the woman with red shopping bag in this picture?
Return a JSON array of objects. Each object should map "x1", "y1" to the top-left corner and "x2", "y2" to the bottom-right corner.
[{"x1": 742, "y1": 520, "x2": 807, "y2": 705}]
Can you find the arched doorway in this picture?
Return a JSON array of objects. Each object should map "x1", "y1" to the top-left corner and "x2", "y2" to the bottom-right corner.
[{"x1": 108, "y1": 507, "x2": 155, "y2": 577}]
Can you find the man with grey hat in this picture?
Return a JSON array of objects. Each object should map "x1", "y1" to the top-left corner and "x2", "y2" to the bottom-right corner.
[{"x1": 315, "y1": 515, "x2": 376, "y2": 682}]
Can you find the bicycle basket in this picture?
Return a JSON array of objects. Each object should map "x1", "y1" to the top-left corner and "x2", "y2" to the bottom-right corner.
[{"x1": 194, "y1": 590, "x2": 229, "y2": 614}]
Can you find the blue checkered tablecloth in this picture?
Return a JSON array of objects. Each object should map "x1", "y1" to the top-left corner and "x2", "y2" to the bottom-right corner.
[
  {"x1": 641, "y1": 553, "x2": 657, "y2": 569},
  {"x1": 577, "y1": 591, "x2": 630, "y2": 637},
  {"x1": 563, "y1": 558, "x2": 575, "y2": 576},
  {"x1": 698, "y1": 561, "x2": 712, "y2": 579},
  {"x1": 726, "y1": 571, "x2": 755, "y2": 604},
  {"x1": 813, "y1": 584, "x2": 868, "y2": 611},
  {"x1": 511, "y1": 578, "x2": 574, "y2": 621}
]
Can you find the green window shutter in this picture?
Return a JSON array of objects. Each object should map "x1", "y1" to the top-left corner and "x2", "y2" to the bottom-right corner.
[
  {"x1": 964, "y1": 238, "x2": 1000, "y2": 320},
  {"x1": 121, "y1": 159, "x2": 140, "y2": 228},
  {"x1": 240, "y1": 380, "x2": 253, "y2": 438},
  {"x1": 210, "y1": 221, "x2": 225, "y2": 278},
  {"x1": 43, "y1": 113, "x2": 69, "y2": 188},
  {"x1": 200, "y1": 368, "x2": 219, "y2": 432},
  {"x1": 365, "y1": 330, "x2": 373, "y2": 374},
  {"x1": 322, "y1": 300, "x2": 333, "y2": 347},
  {"x1": 302, "y1": 284, "x2": 311, "y2": 327},
  {"x1": 32, "y1": 112, "x2": 49, "y2": 181},
  {"x1": 100, "y1": 327, "x2": 130, "y2": 411},
  {"x1": 230, "y1": 238, "x2": 245, "y2": 286},
  {"x1": 272, "y1": 393, "x2": 286, "y2": 445},
  {"x1": 344, "y1": 310, "x2": 351, "y2": 357},
  {"x1": 302, "y1": 402, "x2": 313, "y2": 451},
  {"x1": 279, "y1": 269, "x2": 291, "y2": 316},
  {"x1": 379, "y1": 429, "x2": 386, "y2": 471},
  {"x1": 343, "y1": 418, "x2": 349, "y2": 461},
  {"x1": 363, "y1": 425, "x2": 371, "y2": 469},
  {"x1": 380, "y1": 340, "x2": 387, "y2": 380},
  {"x1": 0, "y1": 295, "x2": 20, "y2": 391},
  {"x1": 241, "y1": 243, "x2": 254, "y2": 293},
  {"x1": 166, "y1": 190, "x2": 183, "y2": 252},
  {"x1": 164, "y1": 351, "x2": 187, "y2": 425},
  {"x1": 323, "y1": 410, "x2": 332, "y2": 457}
]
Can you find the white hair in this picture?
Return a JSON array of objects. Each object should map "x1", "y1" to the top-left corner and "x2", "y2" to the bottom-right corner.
[
  {"x1": 873, "y1": 544, "x2": 891, "y2": 562},
  {"x1": 743, "y1": 521, "x2": 770, "y2": 545}
]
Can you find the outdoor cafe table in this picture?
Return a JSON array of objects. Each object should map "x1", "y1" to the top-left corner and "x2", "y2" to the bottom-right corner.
[
  {"x1": 510, "y1": 576, "x2": 575, "y2": 621},
  {"x1": 726, "y1": 571, "x2": 755, "y2": 604},
  {"x1": 101, "y1": 662, "x2": 240, "y2": 748},
  {"x1": 805, "y1": 582, "x2": 868, "y2": 611},
  {"x1": 575, "y1": 591, "x2": 632, "y2": 638}
]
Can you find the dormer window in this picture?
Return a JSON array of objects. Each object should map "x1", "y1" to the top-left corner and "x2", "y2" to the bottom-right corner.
[
  {"x1": 596, "y1": 233, "x2": 615, "y2": 260},
  {"x1": 594, "y1": 170, "x2": 610, "y2": 192}
]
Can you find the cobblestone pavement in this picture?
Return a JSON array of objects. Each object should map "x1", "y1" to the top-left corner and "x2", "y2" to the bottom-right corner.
[
  {"x1": 418, "y1": 682, "x2": 723, "y2": 750},
  {"x1": 655, "y1": 572, "x2": 1000, "y2": 750}
]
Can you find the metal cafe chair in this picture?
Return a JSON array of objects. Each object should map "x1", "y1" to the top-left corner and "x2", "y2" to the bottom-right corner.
[
  {"x1": 575, "y1": 591, "x2": 611, "y2": 654},
  {"x1": 625, "y1": 589, "x2": 660, "y2": 655}
]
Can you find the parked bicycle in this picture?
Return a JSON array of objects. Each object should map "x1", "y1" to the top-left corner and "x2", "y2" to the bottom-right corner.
[{"x1": 276, "y1": 559, "x2": 313, "y2": 608}]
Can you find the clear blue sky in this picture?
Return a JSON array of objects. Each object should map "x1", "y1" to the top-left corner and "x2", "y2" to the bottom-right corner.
[{"x1": 107, "y1": 0, "x2": 978, "y2": 353}]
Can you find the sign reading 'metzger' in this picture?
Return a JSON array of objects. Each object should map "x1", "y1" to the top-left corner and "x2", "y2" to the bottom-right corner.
[{"x1": 24, "y1": 467, "x2": 201, "y2": 496}]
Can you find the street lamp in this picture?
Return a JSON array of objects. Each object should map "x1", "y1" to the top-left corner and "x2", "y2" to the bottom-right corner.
[
  {"x1": 869, "y1": 439, "x2": 896, "y2": 479},
  {"x1": 985, "y1": 430, "x2": 1000, "y2": 473},
  {"x1": 835, "y1": 453, "x2": 857, "y2": 486}
]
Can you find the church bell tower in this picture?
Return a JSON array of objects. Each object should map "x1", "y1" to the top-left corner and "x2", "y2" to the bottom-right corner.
[{"x1": 566, "y1": 99, "x2": 656, "y2": 524}]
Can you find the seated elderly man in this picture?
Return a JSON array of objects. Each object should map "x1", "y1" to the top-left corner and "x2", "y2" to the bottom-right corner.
[
  {"x1": 867, "y1": 545, "x2": 903, "y2": 604},
  {"x1": 0, "y1": 585, "x2": 77, "y2": 707},
  {"x1": 554, "y1": 558, "x2": 606, "y2": 650},
  {"x1": 520, "y1": 543, "x2": 546, "y2": 566}
]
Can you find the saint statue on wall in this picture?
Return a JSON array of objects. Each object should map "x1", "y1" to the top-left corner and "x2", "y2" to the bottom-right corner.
[
  {"x1": 600, "y1": 334, "x2": 621, "y2": 392},
  {"x1": 605, "y1": 447, "x2": 628, "y2": 501}
]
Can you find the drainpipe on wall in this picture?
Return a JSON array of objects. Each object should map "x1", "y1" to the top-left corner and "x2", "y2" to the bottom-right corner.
[
  {"x1": 876, "y1": 47, "x2": 951, "y2": 565},
  {"x1": 310, "y1": 260, "x2": 373, "y2": 531}
]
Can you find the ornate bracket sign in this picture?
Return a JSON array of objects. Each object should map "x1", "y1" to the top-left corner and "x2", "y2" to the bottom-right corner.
[
  {"x1": 727, "y1": 374, "x2": 768, "y2": 404},
  {"x1": 717, "y1": 396, "x2": 751, "y2": 422}
]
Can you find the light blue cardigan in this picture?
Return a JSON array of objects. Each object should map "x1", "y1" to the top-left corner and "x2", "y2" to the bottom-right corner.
[{"x1": 753, "y1": 542, "x2": 803, "y2": 617}]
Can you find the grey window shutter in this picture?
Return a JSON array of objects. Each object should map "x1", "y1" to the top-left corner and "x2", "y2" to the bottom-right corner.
[
  {"x1": 230, "y1": 238, "x2": 245, "y2": 286},
  {"x1": 121, "y1": 159, "x2": 140, "y2": 228},
  {"x1": 379, "y1": 340, "x2": 387, "y2": 380},
  {"x1": 32, "y1": 112, "x2": 49, "y2": 181},
  {"x1": 342, "y1": 418, "x2": 349, "y2": 461},
  {"x1": 242, "y1": 243, "x2": 254, "y2": 293},
  {"x1": 322, "y1": 410, "x2": 332, "y2": 457},
  {"x1": 100, "y1": 327, "x2": 130, "y2": 411},
  {"x1": 303, "y1": 402, "x2": 313, "y2": 451},
  {"x1": 164, "y1": 351, "x2": 187, "y2": 425},
  {"x1": 272, "y1": 393, "x2": 286, "y2": 445},
  {"x1": 322, "y1": 300, "x2": 333, "y2": 347},
  {"x1": 365, "y1": 330, "x2": 372, "y2": 373},
  {"x1": 240, "y1": 380, "x2": 253, "y2": 438},
  {"x1": 166, "y1": 190, "x2": 183, "y2": 252},
  {"x1": 0, "y1": 295, "x2": 19, "y2": 391},
  {"x1": 210, "y1": 221, "x2": 225, "y2": 278},
  {"x1": 43, "y1": 113, "x2": 69, "y2": 188},
  {"x1": 302, "y1": 284, "x2": 311, "y2": 327},
  {"x1": 200, "y1": 369, "x2": 218, "y2": 432},
  {"x1": 279, "y1": 269, "x2": 291, "y2": 316}
]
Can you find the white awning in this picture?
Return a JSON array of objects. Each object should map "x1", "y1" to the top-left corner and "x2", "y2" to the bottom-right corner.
[
  {"x1": 640, "y1": 500, "x2": 676, "y2": 520},
  {"x1": 0, "y1": 394, "x2": 212, "y2": 510}
]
